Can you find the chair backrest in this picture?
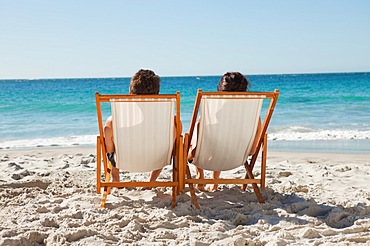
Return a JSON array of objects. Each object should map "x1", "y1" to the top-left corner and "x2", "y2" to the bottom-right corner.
[
  {"x1": 193, "y1": 94, "x2": 263, "y2": 171},
  {"x1": 103, "y1": 95, "x2": 178, "y2": 172}
]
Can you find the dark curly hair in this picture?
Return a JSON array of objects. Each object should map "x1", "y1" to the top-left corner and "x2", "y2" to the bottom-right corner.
[
  {"x1": 130, "y1": 69, "x2": 160, "y2": 94},
  {"x1": 217, "y1": 72, "x2": 250, "y2": 92}
]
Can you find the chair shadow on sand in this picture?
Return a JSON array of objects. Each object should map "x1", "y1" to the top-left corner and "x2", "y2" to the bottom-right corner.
[
  {"x1": 175, "y1": 186, "x2": 369, "y2": 230},
  {"x1": 102, "y1": 182, "x2": 369, "y2": 231}
]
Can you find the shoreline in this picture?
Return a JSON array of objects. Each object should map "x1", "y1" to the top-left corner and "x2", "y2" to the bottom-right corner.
[
  {"x1": 2, "y1": 146, "x2": 370, "y2": 167},
  {"x1": 1, "y1": 138, "x2": 370, "y2": 154},
  {"x1": 269, "y1": 139, "x2": 370, "y2": 154},
  {"x1": 1, "y1": 147, "x2": 369, "y2": 245},
  {"x1": 2, "y1": 145, "x2": 370, "y2": 158}
]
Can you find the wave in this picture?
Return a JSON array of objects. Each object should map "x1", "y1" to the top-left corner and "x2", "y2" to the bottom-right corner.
[
  {"x1": 0, "y1": 135, "x2": 96, "y2": 149},
  {"x1": 269, "y1": 126, "x2": 370, "y2": 141},
  {"x1": 2, "y1": 127, "x2": 370, "y2": 150}
]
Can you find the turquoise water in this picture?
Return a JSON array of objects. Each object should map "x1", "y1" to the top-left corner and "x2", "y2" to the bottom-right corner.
[{"x1": 1, "y1": 72, "x2": 370, "y2": 153}]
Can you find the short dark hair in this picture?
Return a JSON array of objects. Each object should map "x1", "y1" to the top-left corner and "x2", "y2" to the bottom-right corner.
[
  {"x1": 130, "y1": 69, "x2": 160, "y2": 94},
  {"x1": 217, "y1": 72, "x2": 250, "y2": 92}
]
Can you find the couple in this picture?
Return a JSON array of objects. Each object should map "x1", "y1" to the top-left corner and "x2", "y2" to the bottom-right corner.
[{"x1": 104, "y1": 69, "x2": 260, "y2": 192}]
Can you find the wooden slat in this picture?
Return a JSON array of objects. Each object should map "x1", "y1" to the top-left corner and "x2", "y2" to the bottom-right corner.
[
  {"x1": 100, "y1": 181, "x2": 178, "y2": 188},
  {"x1": 186, "y1": 179, "x2": 261, "y2": 185}
]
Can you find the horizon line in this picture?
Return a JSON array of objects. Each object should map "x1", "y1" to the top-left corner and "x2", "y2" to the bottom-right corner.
[{"x1": 1, "y1": 70, "x2": 369, "y2": 81}]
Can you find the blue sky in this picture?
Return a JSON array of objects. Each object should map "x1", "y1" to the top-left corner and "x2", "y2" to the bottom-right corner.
[{"x1": 1, "y1": 1, "x2": 370, "y2": 79}]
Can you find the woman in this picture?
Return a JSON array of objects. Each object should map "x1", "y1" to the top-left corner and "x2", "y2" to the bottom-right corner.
[{"x1": 188, "y1": 72, "x2": 261, "y2": 191}]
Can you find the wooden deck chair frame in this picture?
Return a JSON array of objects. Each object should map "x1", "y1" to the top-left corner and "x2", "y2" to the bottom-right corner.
[
  {"x1": 96, "y1": 92, "x2": 183, "y2": 208},
  {"x1": 183, "y1": 89, "x2": 279, "y2": 208}
]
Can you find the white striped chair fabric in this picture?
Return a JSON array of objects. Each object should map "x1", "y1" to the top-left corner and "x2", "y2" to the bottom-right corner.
[
  {"x1": 192, "y1": 96, "x2": 263, "y2": 171},
  {"x1": 111, "y1": 98, "x2": 176, "y2": 172}
]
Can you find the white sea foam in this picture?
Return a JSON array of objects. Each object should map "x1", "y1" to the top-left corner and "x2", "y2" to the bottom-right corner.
[
  {"x1": 269, "y1": 127, "x2": 370, "y2": 141},
  {"x1": 1, "y1": 128, "x2": 370, "y2": 150},
  {"x1": 0, "y1": 135, "x2": 96, "y2": 149}
]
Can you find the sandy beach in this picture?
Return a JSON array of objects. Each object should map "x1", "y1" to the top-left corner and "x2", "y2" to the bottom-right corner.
[{"x1": 0, "y1": 147, "x2": 369, "y2": 245}]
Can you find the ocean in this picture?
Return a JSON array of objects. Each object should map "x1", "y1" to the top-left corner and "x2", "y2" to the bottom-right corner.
[{"x1": 1, "y1": 72, "x2": 370, "y2": 153}]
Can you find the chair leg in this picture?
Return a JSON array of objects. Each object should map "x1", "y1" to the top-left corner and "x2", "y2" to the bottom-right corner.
[
  {"x1": 97, "y1": 137, "x2": 102, "y2": 194},
  {"x1": 181, "y1": 134, "x2": 189, "y2": 193},
  {"x1": 106, "y1": 165, "x2": 112, "y2": 195},
  {"x1": 172, "y1": 185, "x2": 177, "y2": 208},
  {"x1": 186, "y1": 165, "x2": 199, "y2": 209},
  {"x1": 101, "y1": 187, "x2": 108, "y2": 208},
  {"x1": 241, "y1": 157, "x2": 252, "y2": 191},
  {"x1": 261, "y1": 134, "x2": 267, "y2": 189},
  {"x1": 172, "y1": 155, "x2": 177, "y2": 208},
  {"x1": 252, "y1": 183, "x2": 264, "y2": 203},
  {"x1": 178, "y1": 136, "x2": 184, "y2": 193},
  {"x1": 246, "y1": 165, "x2": 265, "y2": 203},
  {"x1": 172, "y1": 155, "x2": 179, "y2": 196}
]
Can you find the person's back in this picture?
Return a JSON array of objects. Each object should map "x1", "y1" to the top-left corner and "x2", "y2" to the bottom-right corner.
[
  {"x1": 188, "y1": 71, "x2": 260, "y2": 191},
  {"x1": 104, "y1": 69, "x2": 160, "y2": 182}
]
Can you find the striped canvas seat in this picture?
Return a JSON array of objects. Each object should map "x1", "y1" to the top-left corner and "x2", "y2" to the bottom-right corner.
[
  {"x1": 193, "y1": 95, "x2": 263, "y2": 171},
  {"x1": 111, "y1": 98, "x2": 175, "y2": 172},
  {"x1": 184, "y1": 89, "x2": 279, "y2": 208},
  {"x1": 96, "y1": 92, "x2": 182, "y2": 208}
]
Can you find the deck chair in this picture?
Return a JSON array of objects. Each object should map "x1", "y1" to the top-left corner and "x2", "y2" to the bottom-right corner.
[
  {"x1": 183, "y1": 89, "x2": 279, "y2": 208},
  {"x1": 95, "y1": 92, "x2": 183, "y2": 208}
]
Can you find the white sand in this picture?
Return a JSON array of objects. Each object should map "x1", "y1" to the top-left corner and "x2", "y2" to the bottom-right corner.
[{"x1": 0, "y1": 147, "x2": 369, "y2": 245}]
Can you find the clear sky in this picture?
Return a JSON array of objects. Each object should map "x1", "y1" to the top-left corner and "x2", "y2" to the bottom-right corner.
[{"x1": 1, "y1": 1, "x2": 370, "y2": 79}]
